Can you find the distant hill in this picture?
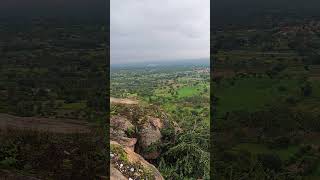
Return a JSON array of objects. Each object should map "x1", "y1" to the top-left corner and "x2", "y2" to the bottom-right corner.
[{"x1": 111, "y1": 58, "x2": 210, "y2": 68}]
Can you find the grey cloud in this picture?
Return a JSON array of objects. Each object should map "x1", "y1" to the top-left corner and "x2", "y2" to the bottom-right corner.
[{"x1": 111, "y1": 0, "x2": 210, "y2": 64}]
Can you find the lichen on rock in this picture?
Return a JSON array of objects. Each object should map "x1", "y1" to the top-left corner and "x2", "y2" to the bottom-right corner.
[
  {"x1": 110, "y1": 141, "x2": 164, "y2": 180},
  {"x1": 109, "y1": 101, "x2": 179, "y2": 179}
]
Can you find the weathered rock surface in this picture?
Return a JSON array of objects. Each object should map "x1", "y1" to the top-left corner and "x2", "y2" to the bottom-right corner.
[
  {"x1": 110, "y1": 100, "x2": 181, "y2": 179},
  {"x1": 110, "y1": 116, "x2": 137, "y2": 151},
  {"x1": 110, "y1": 165, "x2": 127, "y2": 180},
  {"x1": 110, "y1": 115, "x2": 165, "y2": 160},
  {"x1": 173, "y1": 121, "x2": 183, "y2": 134},
  {"x1": 110, "y1": 115, "x2": 134, "y2": 134},
  {"x1": 138, "y1": 117, "x2": 163, "y2": 159},
  {"x1": 115, "y1": 136, "x2": 137, "y2": 151},
  {"x1": 110, "y1": 141, "x2": 164, "y2": 180}
]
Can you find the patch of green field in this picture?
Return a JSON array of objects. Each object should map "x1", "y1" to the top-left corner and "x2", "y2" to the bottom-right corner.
[
  {"x1": 127, "y1": 93, "x2": 138, "y2": 98},
  {"x1": 163, "y1": 103, "x2": 177, "y2": 113},
  {"x1": 154, "y1": 88, "x2": 171, "y2": 97},
  {"x1": 312, "y1": 164, "x2": 320, "y2": 176},
  {"x1": 294, "y1": 98, "x2": 320, "y2": 115},
  {"x1": 311, "y1": 80, "x2": 320, "y2": 98},
  {"x1": 234, "y1": 143, "x2": 299, "y2": 161},
  {"x1": 215, "y1": 77, "x2": 300, "y2": 117},
  {"x1": 177, "y1": 86, "x2": 199, "y2": 98},
  {"x1": 234, "y1": 143, "x2": 269, "y2": 154},
  {"x1": 276, "y1": 146, "x2": 300, "y2": 161},
  {"x1": 61, "y1": 101, "x2": 86, "y2": 110}
]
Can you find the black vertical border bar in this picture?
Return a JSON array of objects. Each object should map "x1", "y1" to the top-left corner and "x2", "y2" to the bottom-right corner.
[
  {"x1": 106, "y1": 0, "x2": 111, "y2": 178},
  {"x1": 210, "y1": 0, "x2": 215, "y2": 178}
]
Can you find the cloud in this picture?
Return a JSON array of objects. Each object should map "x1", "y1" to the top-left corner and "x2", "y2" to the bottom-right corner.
[{"x1": 111, "y1": 0, "x2": 210, "y2": 64}]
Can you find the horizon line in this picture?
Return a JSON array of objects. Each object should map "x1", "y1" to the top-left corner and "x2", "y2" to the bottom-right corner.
[{"x1": 110, "y1": 57, "x2": 210, "y2": 65}]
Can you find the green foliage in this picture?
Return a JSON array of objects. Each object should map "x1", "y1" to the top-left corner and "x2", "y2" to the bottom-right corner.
[
  {"x1": 126, "y1": 127, "x2": 136, "y2": 137},
  {"x1": 0, "y1": 157, "x2": 17, "y2": 168},
  {"x1": 161, "y1": 142, "x2": 210, "y2": 179},
  {"x1": 110, "y1": 144, "x2": 128, "y2": 162},
  {"x1": 159, "y1": 122, "x2": 210, "y2": 179},
  {"x1": 160, "y1": 124, "x2": 176, "y2": 141},
  {"x1": 111, "y1": 64, "x2": 210, "y2": 179},
  {"x1": 212, "y1": 10, "x2": 320, "y2": 179},
  {"x1": 143, "y1": 142, "x2": 161, "y2": 154},
  {"x1": 0, "y1": 129, "x2": 107, "y2": 179},
  {"x1": 0, "y1": 20, "x2": 107, "y2": 119}
]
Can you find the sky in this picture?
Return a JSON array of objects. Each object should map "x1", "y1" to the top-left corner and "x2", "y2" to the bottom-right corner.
[{"x1": 111, "y1": 0, "x2": 210, "y2": 64}]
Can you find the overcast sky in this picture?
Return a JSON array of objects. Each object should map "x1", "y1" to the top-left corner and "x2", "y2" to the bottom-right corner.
[{"x1": 111, "y1": 0, "x2": 210, "y2": 64}]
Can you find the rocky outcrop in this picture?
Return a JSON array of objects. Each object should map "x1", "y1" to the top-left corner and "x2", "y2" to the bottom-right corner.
[
  {"x1": 138, "y1": 117, "x2": 163, "y2": 159},
  {"x1": 110, "y1": 116, "x2": 137, "y2": 151},
  {"x1": 110, "y1": 115, "x2": 167, "y2": 160},
  {"x1": 110, "y1": 165, "x2": 127, "y2": 180},
  {"x1": 110, "y1": 115, "x2": 135, "y2": 137},
  {"x1": 109, "y1": 101, "x2": 181, "y2": 180},
  {"x1": 110, "y1": 141, "x2": 164, "y2": 180}
]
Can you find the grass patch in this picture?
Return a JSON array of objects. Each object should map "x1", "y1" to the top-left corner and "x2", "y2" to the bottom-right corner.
[
  {"x1": 215, "y1": 77, "x2": 300, "y2": 117},
  {"x1": 177, "y1": 86, "x2": 199, "y2": 98},
  {"x1": 61, "y1": 101, "x2": 86, "y2": 110},
  {"x1": 234, "y1": 143, "x2": 299, "y2": 161}
]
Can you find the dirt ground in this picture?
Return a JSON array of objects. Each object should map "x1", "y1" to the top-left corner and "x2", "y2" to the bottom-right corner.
[
  {"x1": 0, "y1": 169, "x2": 41, "y2": 180},
  {"x1": 110, "y1": 97, "x2": 139, "y2": 105},
  {"x1": 0, "y1": 113, "x2": 91, "y2": 134}
]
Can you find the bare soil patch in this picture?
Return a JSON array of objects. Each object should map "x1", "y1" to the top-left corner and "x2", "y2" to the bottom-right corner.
[
  {"x1": 0, "y1": 169, "x2": 40, "y2": 180},
  {"x1": 110, "y1": 97, "x2": 138, "y2": 105},
  {"x1": 0, "y1": 113, "x2": 91, "y2": 134}
]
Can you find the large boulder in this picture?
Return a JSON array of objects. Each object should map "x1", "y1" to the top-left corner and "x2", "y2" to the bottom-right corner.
[
  {"x1": 110, "y1": 116, "x2": 137, "y2": 151},
  {"x1": 115, "y1": 137, "x2": 137, "y2": 151},
  {"x1": 138, "y1": 117, "x2": 163, "y2": 159},
  {"x1": 110, "y1": 116, "x2": 135, "y2": 135},
  {"x1": 110, "y1": 141, "x2": 164, "y2": 180},
  {"x1": 109, "y1": 103, "x2": 179, "y2": 178}
]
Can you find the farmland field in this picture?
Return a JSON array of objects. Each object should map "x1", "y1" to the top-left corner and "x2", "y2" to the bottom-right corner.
[
  {"x1": 111, "y1": 63, "x2": 210, "y2": 123},
  {"x1": 212, "y1": 10, "x2": 320, "y2": 179},
  {"x1": 110, "y1": 62, "x2": 210, "y2": 179}
]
